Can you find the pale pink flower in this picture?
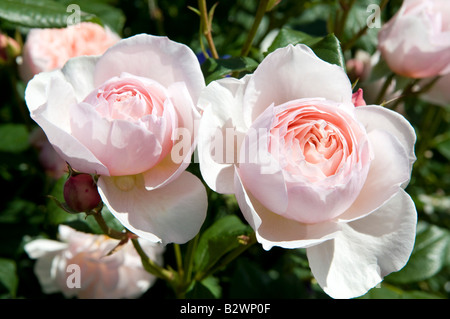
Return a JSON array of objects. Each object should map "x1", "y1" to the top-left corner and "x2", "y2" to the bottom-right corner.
[
  {"x1": 198, "y1": 44, "x2": 417, "y2": 298},
  {"x1": 25, "y1": 34, "x2": 207, "y2": 244},
  {"x1": 25, "y1": 225, "x2": 164, "y2": 299},
  {"x1": 20, "y1": 22, "x2": 120, "y2": 81},
  {"x1": 378, "y1": 0, "x2": 450, "y2": 78}
]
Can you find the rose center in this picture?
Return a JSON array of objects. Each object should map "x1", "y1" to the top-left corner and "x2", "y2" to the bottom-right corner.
[{"x1": 85, "y1": 75, "x2": 166, "y2": 122}]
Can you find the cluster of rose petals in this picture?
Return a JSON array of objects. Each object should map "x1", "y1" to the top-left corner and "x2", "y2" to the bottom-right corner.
[
  {"x1": 20, "y1": 22, "x2": 120, "y2": 81},
  {"x1": 25, "y1": 34, "x2": 208, "y2": 244},
  {"x1": 198, "y1": 44, "x2": 418, "y2": 298},
  {"x1": 24, "y1": 225, "x2": 164, "y2": 299},
  {"x1": 378, "y1": 0, "x2": 450, "y2": 78}
]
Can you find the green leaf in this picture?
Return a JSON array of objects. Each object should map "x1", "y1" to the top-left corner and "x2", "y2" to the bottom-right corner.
[
  {"x1": 0, "y1": 0, "x2": 99, "y2": 29},
  {"x1": 387, "y1": 222, "x2": 450, "y2": 284},
  {"x1": 186, "y1": 276, "x2": 222, "y2": 299},
  {"x1": 0, "y1": 258, "x2": 18, "y2": 298},
  {"x1": 57, "y1": 0, "x2": 125, "y2": 34},
  {"x1": 434, "y1": 132, "x2": 450, "y2": 161},
  {"x1": 308, "y1": 34, "x2": 345, "y2": 70},
  {"x1": 0, "y1": 124, "x2": 29, "y2": 153},
  {"x1": 194, "y1": 215, "x2": 252, "y2": 274},
  {"x1": 201, "y1": 57, "x2": 259, "y2": 84},
  {"x1": 229, "y1": 258, "x2": 271, "y2": 298},
  {"x1": 266, "y1": 27, "x2": 345, "y2": 69},
  {"x1": 266, "y1": 28, "x2": 316, "y2": 54},
  {"x1": 361, "y1": 284, "x2": 444, "y2": 299}
]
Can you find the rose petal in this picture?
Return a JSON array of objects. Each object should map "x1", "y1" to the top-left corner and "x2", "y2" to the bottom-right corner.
[
  {"x1": 60, "y1": 56, "x2": 98, "y2": 102},
  {"x1": 141, "y1": 82, "x2": 199, "y2": 190},
  {"x1": 237, "y1": 104, "x2": 289, "y2": 215},
  {"x1": 243, "y1": 44, "x2": 352, "y2": 126},
  {"x1": 307, "y1": 189, "x2": 417, "y2": 299},
  {"x1": 97, "y1": 171, "x2": 207, "y2": 244},
  {"x1": 24, "y1": 239, "x2": 68, "y2": 259},
  {"x1": 355, "y1": 105, "x2": 416, "y2": 172},
  {"x1": 198, "y1": 76, "x2": 250, "y2": 193},
  {"x1": 26, "y1": 70, "x2": 109, "y2": 175},
  {"x1": 94, "y1": 34, "x2": 205, "y2": 102},
  {"x1": 339, "y1": 129, "x2": 411, "y2": 221},
  {"x1": 70, "y1": 102, "x2": 162, "y2": 176},
  {"x1": 234, "y1": 168, "x2": 340, "y2": 250}
]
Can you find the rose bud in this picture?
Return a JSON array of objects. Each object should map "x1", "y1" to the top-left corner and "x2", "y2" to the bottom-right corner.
[{"x1": 63, "y1": 174, "x2": 102, "y2": 212}]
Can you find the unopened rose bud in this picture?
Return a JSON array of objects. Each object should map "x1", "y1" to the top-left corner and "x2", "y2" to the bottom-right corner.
[
  {"x1": 63, "y1": 174, "x2": 101, "y2": 212},
  {"x1": 0, "y1": 33, "x2": 21, "y2": 64}
]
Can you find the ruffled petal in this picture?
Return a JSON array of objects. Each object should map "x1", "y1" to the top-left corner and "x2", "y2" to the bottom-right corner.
[
  {"x1": 339, "y1": 129, "x2": 411, "y2": 221},
  {"x1": 70, "y1": 102, "x2": 162, "y2": 176},
  {"x1": 307, "y1": 189, "x2": 417, "y2": 299},
  {"x1": 355, "y1": 105, "x2": 416, "y2": 173},
  {"x1": 234, "y1": 169, "x2": 340, "y2": 250},
  {"x1": 25, "y1": 70, "x2": 109, "y2": 175},
  {"x1": 93, "y1": 34, "x2": 205, "y2": 102},
  {"x1": 198, "y1": 76, "x2": 250, "y2": 194},
  {"x1": 243, "y1": 44, "x2": 352, "y2": 125},
  {"x1": 60, "y1": 55, "x2": 98, "y2": 102},
  {"x1": 97, "y1": 171, "x2": 207, "y2": 244}
]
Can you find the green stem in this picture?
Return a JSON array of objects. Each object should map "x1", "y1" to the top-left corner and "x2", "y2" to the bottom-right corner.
[
  {"x1": 174, "y1": 244, "x2": 184, "y2": 278},
  {"x1": 335, "y1": 0, "x2": 357, "y2": 40},
  {"x1": 91, "y1": 208, "x2": 126, "y2": 240},
  {"x1": 375, "y1": 72, "x2": 395, "y2": 105},
  {"x1": 389, "y1": 78, "x2": 420, "y2": 109},
  {"x1": 240, "y1": 0, "x2": 270, "y2": 57},
  {"x1": 198, "y1": 0, "x2": 219, "y2": 59},
  {"x1": 132, "y1": 238, "x2": 174, "y2": 281},
  {"x1": 183, "y1": 233, "x2": 199, "y2": 284},
  {"x1": 342, "y1": 0, "x2": 389, "y2": 52}
]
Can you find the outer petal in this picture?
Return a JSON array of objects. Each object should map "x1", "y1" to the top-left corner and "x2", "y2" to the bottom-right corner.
[
  {"x1": 24, "y1": 239, "x2": 67, "y2": 259},
  {"x1": 25, "y1": 70, "x2": 109, "y2": 175},
  {"x1": 234, "y1": 169, "x2": 340, "y2": 250},
  {"x1": 307, "y1": 189, "x2": 417, "y2": 299},
  {"x1": 60, "y1": 55, "x2": 98, "y2": 102},
  {"x1": 338, "y1": 129, "x2": 411, "y2": 221},
  {"x1": 355, "y1": 105, "x2": 416, "y2": 172},
  {"x1": 243, "y1": 44, "x2": 352, "y2": 126},
  {"x1": 142, "y1": 82, "x2": 200, "y2": 190},
  {"x1": 237, "y1": 104, "x2": 289, "y2": 214},
  {"x1": 93, "y1": 34, "x2": 205, "y2": 102},
  {"x1": 24, "y1": 239, "x2": 68, "y2": 294},
  {"x1": 97, "y1": 171, "x2": 207, "y2": 244},
  {"x1": 198, "y1": 76, "x2": 250, "y2": 194}
]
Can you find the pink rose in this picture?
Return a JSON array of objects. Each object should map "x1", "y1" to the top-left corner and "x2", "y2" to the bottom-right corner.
[
  {"x1": 24, "y1": 225, "x2": 164, "y2": 299},
  {"x1": 25, "y1": 34, "x2": 207, "y2": 244},
  {"x1": 198, "y1": 44, "x2": 417, "y2": 298},
  {"x1": 378, "y1": 0, "x2": 450, "y2": 78},
  {"x1": 19, "y1": 22, "x2": 120, "y2": 81}
]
